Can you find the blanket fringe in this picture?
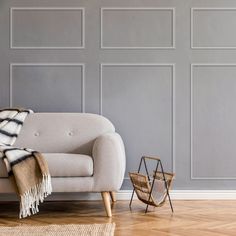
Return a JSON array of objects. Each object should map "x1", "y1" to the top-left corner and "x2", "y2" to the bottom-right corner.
[{"x1": 19, "y1": 174, "x2": 52, "y2": 218}]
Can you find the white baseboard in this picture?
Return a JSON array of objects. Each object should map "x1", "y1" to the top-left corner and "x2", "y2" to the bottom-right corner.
[
  {"x1": 117, "y1": 190, "x2": 236, "y2": 200},
  {"x1": 2, "y1": 190, "x2": 236, "y2": 201}
]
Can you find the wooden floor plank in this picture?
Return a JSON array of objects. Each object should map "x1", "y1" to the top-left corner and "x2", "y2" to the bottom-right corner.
[{"x1": 0, "y1": 200, "x2": 236, "y2": 235}]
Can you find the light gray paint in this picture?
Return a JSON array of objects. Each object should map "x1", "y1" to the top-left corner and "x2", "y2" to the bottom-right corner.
[
  {"x1": 1, "y1": 0, "x2": 236, "y2": 190},
  {"x1": 11, "y1": 8, "x2": 84, "y2": 49},
  {"x1": 101, "y1": 64, "x2": 174, "y2": 180},
  {"x1": 192, "y1": 8, "x2": 236, "y2": 49},
  {"x1": 101, "y1": 8, "x2": 174, "y2": 48},
  {"x1": 191, "y1": 64, "x2": 236, "y2": 179},
  {"x1": 11, "y1": 64, "x2": 84, "y2": 112}
]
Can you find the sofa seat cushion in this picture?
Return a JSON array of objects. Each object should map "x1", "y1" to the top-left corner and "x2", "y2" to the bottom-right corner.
[{"x1": 0, "y1": 153, "x2": 93, "y2": 177}]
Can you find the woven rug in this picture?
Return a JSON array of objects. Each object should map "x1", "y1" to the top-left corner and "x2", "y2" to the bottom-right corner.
[{"x1": 0, "y1": 223, "x2": 115, "y2": 236}]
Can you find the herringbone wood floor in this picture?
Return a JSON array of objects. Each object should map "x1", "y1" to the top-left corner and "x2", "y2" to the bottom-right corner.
[{"x1": 0, "y1": 200, "x2": 236, "y2": 235}]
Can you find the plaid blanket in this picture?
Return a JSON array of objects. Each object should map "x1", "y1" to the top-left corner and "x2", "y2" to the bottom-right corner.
[{"x1": 0, "y1": 108, "x2": 52, "y2": 218}]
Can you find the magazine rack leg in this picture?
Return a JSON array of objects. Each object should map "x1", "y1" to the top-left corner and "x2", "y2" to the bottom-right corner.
[
  {"x1": 160, "y1": 161, "x2": 174, "y2": 213},
  {"x1": 145, "y1": 159, "x2": 159, "y2": 213},
  {"x1": 129, "y1": 157, "x2": 143, "y2": 209}
]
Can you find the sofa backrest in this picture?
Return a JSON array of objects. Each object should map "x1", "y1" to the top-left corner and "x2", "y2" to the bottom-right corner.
[{"x1": 14, "y1": 113, "x2": 115, "y2": 154}]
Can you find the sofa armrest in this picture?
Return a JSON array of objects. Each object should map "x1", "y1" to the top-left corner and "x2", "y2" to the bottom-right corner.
[{"x1": 92, "y1": 132, "x2": 126, "y2": 191}]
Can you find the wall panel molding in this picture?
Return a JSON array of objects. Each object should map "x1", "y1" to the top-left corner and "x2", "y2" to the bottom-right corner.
[
  {"x1": 10, "y1": 7, "x2": 85, "y2": 49},
  {"x1": 100, "y1": 8, "x2": 175, "y2": 49},
  {"x1": 191, "y1": 63, "x2": 236, "y2": 179},
  {"x1": 191, "y1": 8, "x2": 236, "y2": 49},
  {"x1": 10, "y1": 63, "x2": 85, "y2": 112},
  {"x1": 100, "y1": 63, "x2": 175, "y2": 173}
]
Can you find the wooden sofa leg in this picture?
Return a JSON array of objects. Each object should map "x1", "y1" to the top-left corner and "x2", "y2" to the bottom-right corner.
[
  {"x1": 101, "y1": 192, "x2": 112, "y2": 217},
  {"x1": 110, "y1": 191, "x2": 116, "y2": 203}
]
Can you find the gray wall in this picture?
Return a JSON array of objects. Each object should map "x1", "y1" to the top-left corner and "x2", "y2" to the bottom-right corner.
[{"x1": 1, "y1": 0, "x2": 236, "y2": 190}]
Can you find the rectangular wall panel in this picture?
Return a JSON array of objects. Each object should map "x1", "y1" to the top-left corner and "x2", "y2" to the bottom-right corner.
[
  {"x1": 101, "y1": 8, "x2": 175, "y2": 49},
  {"x1": 11, "y1": 8, "x2": 85, "y2": 49},
  {"x1": 191, "y1": 8, "x2": 236, "y2": 49},
  {"x1": 191, "y1": 64, "x2": 236, "y2": 179},
  {"x1": 10, "y1": 64, "x2": 84, "y2": 112},
  {"x1": 101, "y1": 64, "x2": 175, "y2": 178}
]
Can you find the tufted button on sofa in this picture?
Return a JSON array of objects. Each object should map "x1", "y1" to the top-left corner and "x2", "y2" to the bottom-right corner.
[{"x1": 0, "y1": 113, "x2": 126, "y2": 217}]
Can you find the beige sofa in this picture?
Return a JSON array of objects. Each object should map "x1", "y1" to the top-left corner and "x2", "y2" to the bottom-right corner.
[{"x1": 0, "y1": 113, "x2": 126, "y2": 217}]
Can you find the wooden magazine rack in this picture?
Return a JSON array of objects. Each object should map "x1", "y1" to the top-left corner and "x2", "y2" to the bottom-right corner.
[{"x1": 129, "y1": 156, "x2": 174, "y2": 213}]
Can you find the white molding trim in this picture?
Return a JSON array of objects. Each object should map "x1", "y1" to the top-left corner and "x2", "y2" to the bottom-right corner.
[
  {"x1": 191, "y1": 8, "x2": 236, "y2": 49},
  {"x1": 100, "y1": 7, "x2": 175, "y2": 49},
  {"x1": 10, "y1": 63, "x2": 85, "y2": 112},
  {"x1": 121, "y1": 190, "x2": 236, "y2": 200},
  {"x1": 2, "y1": 190, "x2": 236, "y2": 201},
  {"x1": 10, "y1": 7, "x2": 85, "y2": 49},
  {"x1": 100, "y1": 63, "x2": 175, "y2": 173},
  {"x1": 191, "y1": 63, "x2": 236, "y2": 179}
]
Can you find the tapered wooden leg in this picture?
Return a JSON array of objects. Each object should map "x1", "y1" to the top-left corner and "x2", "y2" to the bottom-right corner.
[
  {"x1": 109, "y1": 191, "x2": 116, "y2": 202},
  {"x1": 101, "y1": 192, "x2": 112, "y2": 217}
]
